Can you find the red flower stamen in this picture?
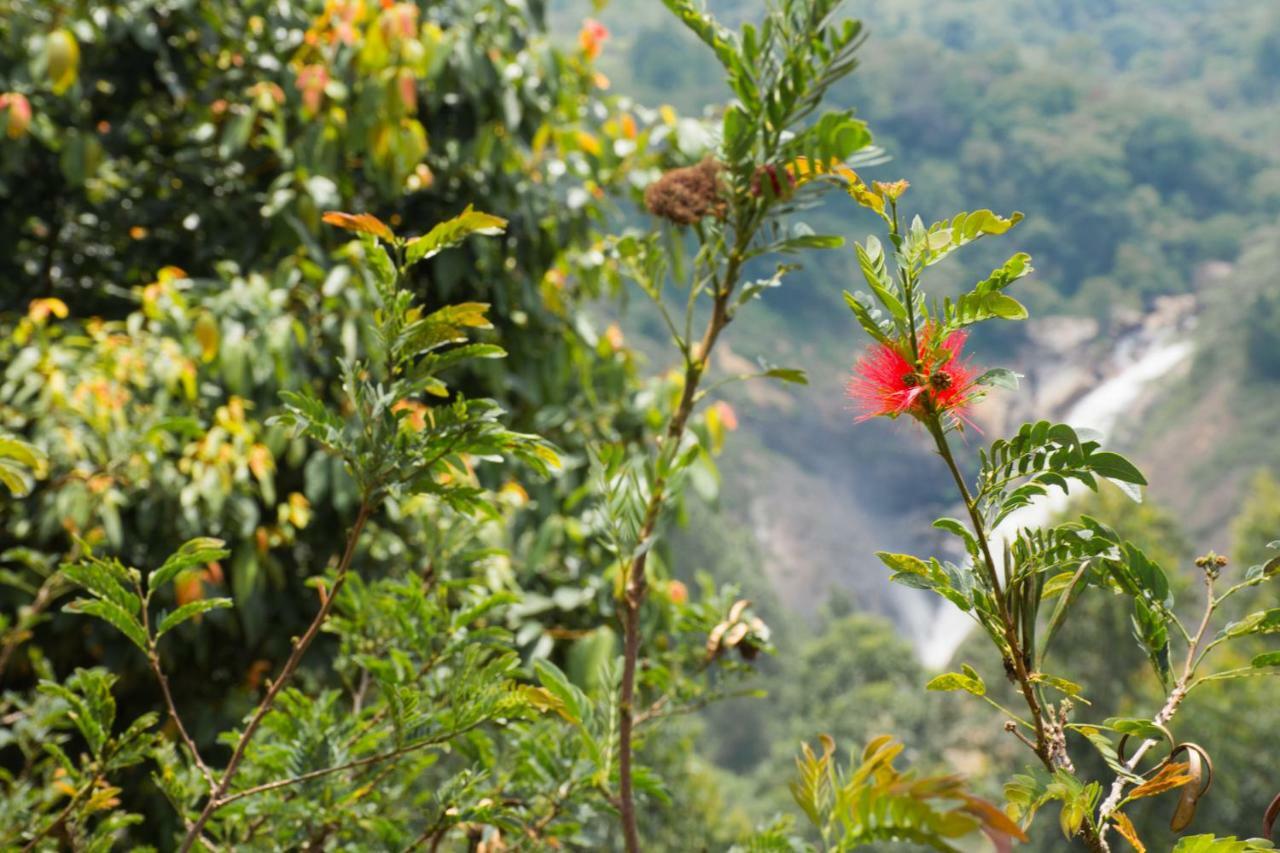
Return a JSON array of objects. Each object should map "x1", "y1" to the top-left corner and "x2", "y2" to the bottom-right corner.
[{"x1": 847, "y1": 327, "x2": 980, "y2": 427}]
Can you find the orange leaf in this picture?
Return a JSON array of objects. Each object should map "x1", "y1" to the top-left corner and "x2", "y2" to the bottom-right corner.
[
  {"x1": 1111, "y1": 811, "x2": 1145, "y2": 852},
  {"x1": 321, "y1": 211, "x2": 395, "y2": 242},
  {"x1": 1127, "y1": 761, "x2": 1193, "y2": 801},
  {"x1": 962, "y1": 795, "x2": 1030, "y2": 842}
]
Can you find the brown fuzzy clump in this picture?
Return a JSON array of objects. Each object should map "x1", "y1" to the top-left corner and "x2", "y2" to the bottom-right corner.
[{"x1": 643, "y1": 159, "x2": 725, "y2": 225}]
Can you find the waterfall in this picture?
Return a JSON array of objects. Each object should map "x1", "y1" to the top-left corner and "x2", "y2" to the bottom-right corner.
[{"x1": 918, "y1": 331, "x2": 1195, "y2": 670}]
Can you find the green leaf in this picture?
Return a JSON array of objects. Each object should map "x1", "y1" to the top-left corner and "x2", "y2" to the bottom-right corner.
[
  {"x1": 1251, "y1": 651, "x2": 1280, "y2": 668},
  {"x1": 1088, "y1": 451, "x2": 1147, "y2": 486},
  {"x1": 405, "y1": 205, "x2": 507, "y2": 265},
  {"x1": 1033, "y1": 673, "x2": 1083, "y2": 697},
  {"x1": 1223, "y1": 609, "x2": 1280, "y2": 639},
  {"x1": 156, "y1": 598, "x2": 233, "y2": 638},
  {"x1": 395, "y1": 302, "x2": 493, "y2": 360},
  {"x1": 926, "y1": 664, "x2": 985, "y2": 696},
  {"x1": 764, "y1": 367, "x2": 808, "y2": 385},
  {"x1": 775, "y1": 233, "x2": 844, "y2": 253},
  {"x1": 0, "y1": 435, "x2": 43, "y2": 468},
  {"x1": 39, "y1": 680, "x2": 107, "y2": 755},
  {"x1": 64, "y1": 598, "x2": 149, "y2": 652},
  {"x1": 875, "y1": 552, "x2": 932, "y2": 577},
  {"x1": 150, "y1": 538, "x2": 229, "y2": 591},
  {"x1": 844, "y1": 290, "x2": 891, "y2": 343},
  {"x1": 1123, "y1": 543, "x2": 1171, "y2": 607},
  {"x1": 0, "y1": 459, "x2": 32, "y2": 496},
  {"x1": 61, "y1": 557, "x2": 140, "y2": 614},
  {"x1": 1171, "y1": 834, "x2": 1276, "y2": 852},
  {"x1": 1104, "y1": 717, "x2": 1168, "y2": 741},
  {"x1": 986, "y1": 293, "x2": 1029, "y2": 319},
  {"x1": 976, "y1": 368, "x2": 1022, "y2": 391},
  {"x1": 812, "y1": 112, "x2": 871, "y2": 161},
  {"x1": 533, "y1": 659, "x2": 588, "y2": 726},
  {"x1": 943, "y1": 253, "x2": 1035, "y2": 328},
  {"x1": 914, "y1": 209, "x2": 1024, "y2": 269}
]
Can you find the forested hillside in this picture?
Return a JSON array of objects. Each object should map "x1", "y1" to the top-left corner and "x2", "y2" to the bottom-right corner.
[
  {"x1": 547, "y1": 0, "x2": 1280, "y2": 847},
  {"x1": 2, "y1": 0, "x2": 1278, "y2": 849},
  {"x1": 553, "y1": 0, "x2": 1280, "y2": 605}
]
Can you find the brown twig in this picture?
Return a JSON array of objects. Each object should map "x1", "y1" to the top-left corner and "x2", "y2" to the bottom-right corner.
[
  {"x1": 22, "y1": 775, "x2": 96, "y2": 852},
  {"x1": 1096, "y1": 570, "x2": 1218, "y2": 844},
  {"x1": 617, "y1": 250, "x2": 740, "y2": 853},
  {"x1": 214, "y1": 718, "x2": 484, "y2": 809},
  {"x1": 0, "y1": 574, "x2": 61, "y2": 682},
  {"x1": 179, "y1": 502, "x2": 371, "y2": 851},
  {"x1": 138, "y1": 590, "x2": 218, "y2": 792}
]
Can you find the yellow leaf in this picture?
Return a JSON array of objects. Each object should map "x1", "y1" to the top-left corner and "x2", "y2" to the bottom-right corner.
[
  {"x1": 46, "y1": 29, "x2": 81, "y2": 95},
  {"x1": 1112, "y1": 811, "x2": 1145, "y2": 852},
  {"x1": 286, "y1": 492, "x2": 312, "y2": 529},
  {"x1": 787, "y1": 156, "x2": 860, "y2": 187},
  {"x1": 847, "y1": 181, "x2": 885, "y2": 214},
  {"x1": 247, "y1": 444, "x2": 274, "y2": 480},
  {"x1": 193, "y1": 313, "x2": 220, "y2": 363},
  {"x1": 574, "y1": 130, "x2": 601, "y2": 157},
  {"x1": 521, "y1": 685, "x2": 570, "y2": 720},
  {"x1": 27, "y1": 298, "x2": 69, "y2": 323}
]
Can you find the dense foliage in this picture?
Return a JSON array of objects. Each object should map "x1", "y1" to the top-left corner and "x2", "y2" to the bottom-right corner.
[{"x1": 2, "y1": 0, "x2": 1278, "y2": 851}]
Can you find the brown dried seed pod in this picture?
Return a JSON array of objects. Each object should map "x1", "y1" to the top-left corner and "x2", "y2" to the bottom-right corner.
[
  {"x1": 706, "y1": 621, "x2": 729, "y2": 660},
  {"x1": 726, "y1": 599, "x2": 751, "y2": 623},
  {"x1": 1168, "y1": 742, "x2": 1212, "y2": 832},
  {"x1": 723, "y1": 621, "x2": 750, "y2": 648},
  {"x1": 1264, "y1": 790, "x2": 1280, "y2": 839},
  {"x1": 643, "y1": 159, "x2": 726, "y2": 225}
]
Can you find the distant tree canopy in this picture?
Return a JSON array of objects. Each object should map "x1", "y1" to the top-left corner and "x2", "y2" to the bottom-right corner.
[{"x1": 1246, "y1": 289, "x2": 1280, "y2": 381}]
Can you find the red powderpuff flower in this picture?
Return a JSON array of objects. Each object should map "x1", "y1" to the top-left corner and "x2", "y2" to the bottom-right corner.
[{"x1": 847, "y1": 328, "x2": 980, "y2": 426}]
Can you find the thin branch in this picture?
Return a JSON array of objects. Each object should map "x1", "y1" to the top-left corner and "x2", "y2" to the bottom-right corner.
[
  {"x1": 138, "y1": 585, "x2": 218, "y2": 792},
  {"x1": 214, "y1": 721, "x2": 482, "y2": 809},
  {"x1": 179, "y1": 502, "x2": 371, "y2": 851},
  {"x1": 617, "y1": 240, "x2": 744, "y2": 853},
  {"x1": 22, "y1": 776, "x2": 96, "y2": 852},
  {"x1": 1096, "y1": 571, "x2": 1217, "y2": 841},
  {"x1": 0, "y1": 574, "x2": 61, "y2": 681}
]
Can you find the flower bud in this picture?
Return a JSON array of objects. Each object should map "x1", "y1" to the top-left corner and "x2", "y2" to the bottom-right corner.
[{"x1": 750, "y1": 163, "x2": 796, "y2": 201}]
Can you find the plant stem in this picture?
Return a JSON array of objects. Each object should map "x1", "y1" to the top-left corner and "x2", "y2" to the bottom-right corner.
[
  {"x1": 214, "y1": 719, "x2": 484, "y2": 808},
  {"x1": 0, "y1": 574, "x2": 59, "y2": 681},
  {"x1": 926, "y1": 420, "x2": 1048, "y2": 753},
  {"x1": 179, "y1": 502, "x2": 371, "y2": 852},
  {"x1": 617, "y1": 249, "x2": 740, "y2": 853},
  {"x1": 141, "y1": 606, "x2": 218, "y2": 792},
  {"x1": 926, "y1": 415, "x2": 1108, "y2": 851},
  {"x1": 22, "y1": 774, "x2": 97, "y2": 852},
  {"x1": 1096, "y1": 572, "x2": 1217, "y2": 844}
]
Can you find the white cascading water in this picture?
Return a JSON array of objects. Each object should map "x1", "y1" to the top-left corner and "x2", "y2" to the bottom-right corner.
[{"x1": 918, "y1": 331, "x2": 1196, "y2": 670}]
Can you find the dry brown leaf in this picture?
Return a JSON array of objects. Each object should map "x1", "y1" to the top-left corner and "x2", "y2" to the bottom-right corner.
[{"x1": 1127, "y1": 761, "x2": 1193, "y2": 801}]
